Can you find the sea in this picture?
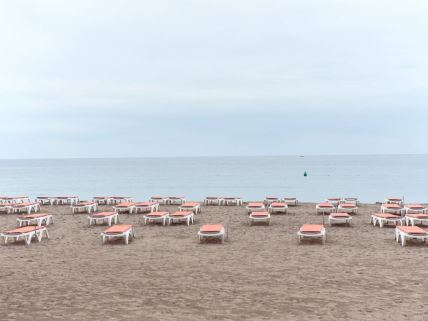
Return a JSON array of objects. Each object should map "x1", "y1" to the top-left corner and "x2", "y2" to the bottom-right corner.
[{"x1": 0, "y1": 155, "x2": 427, "y2": 203}]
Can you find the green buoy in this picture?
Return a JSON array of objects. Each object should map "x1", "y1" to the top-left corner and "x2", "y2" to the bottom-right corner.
[{"x1": 304, "y1": 171, "x2": 308, "y2": 177}]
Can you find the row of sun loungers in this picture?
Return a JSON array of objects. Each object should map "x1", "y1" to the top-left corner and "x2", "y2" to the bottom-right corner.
[
  {"x1": 316, "y1": 202, "x2": 358, "y2": 214},
  {"x1": 246, "y1": 202, "x2": 289, "y2": 214},
  {"x1": 36, "y1": 196, "x2": 80, "y2": 205},
  {"x1": 0, "y1": 196, "x2": 31, "y2": 204},
  {"x1": 0, "y1": 202, "x2": 40, "y2": 214},
  {"x1": 203, "y1": 197, "x2": 243, "y2": 206}
]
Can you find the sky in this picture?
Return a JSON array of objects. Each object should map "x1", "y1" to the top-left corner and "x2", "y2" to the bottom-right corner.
[{"x1": 0, "y1": 0, "x2": 427, "y2": 158}]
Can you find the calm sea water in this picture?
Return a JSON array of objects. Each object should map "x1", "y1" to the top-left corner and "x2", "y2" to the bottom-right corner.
[{"x1": 0, "y1": 155, "x2": 427, "y2": 203}]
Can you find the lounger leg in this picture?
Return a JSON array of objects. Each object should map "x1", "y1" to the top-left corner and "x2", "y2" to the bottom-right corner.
[
  {"x1": 125, "y1": 234, "x2": 129, "y2": 245},
  {"x1": 401, "y1": 236, "x2": 406, "y2": 246}
]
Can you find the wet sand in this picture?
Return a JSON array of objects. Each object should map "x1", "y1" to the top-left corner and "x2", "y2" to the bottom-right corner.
[{"x1": 0, "y1": 202, "x2": 427, "y2": 321}]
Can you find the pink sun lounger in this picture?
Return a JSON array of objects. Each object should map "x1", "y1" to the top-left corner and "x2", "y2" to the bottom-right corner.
[
  {"x1": 8, "y1": 202, "x2": 40, "y2": 214},
  {"x1": 108, "y1": 196, "x2": 133, "y2": 205},
  {"x1": 248, "y1": 211, "x2": 271, "y2": 225},
  {"x1": 381, "y1": 203, "x2": 404, "y2": 215},
  {"x1": 268, "y1": 202, "x2": 288, "y2": 214},
  {"x1": 144, "y1": 211, "x2": 169, "y2": 225},
  {"x1": 198, "y1": 224, "x2": 225, "y2": 243},
  {"x1": 133, "y1": 202, "x2": 160, "y2": 214},
  {"x1": 283, "y1": 197, "x2": 298, "y2": 206},
  {"x1": 337, "y1": 203, "x2": 358, "y2": 214},
  {"x1": 384, "y1": 197, "x2": 403, "y2": 206},
  {"x1": 395, "y1": 226, "x2": 428, "y2": 246},
  {"x1": 17, "y1": 213, "x2": 54, "y2": 227},
  {"x1": 316, "y1": 203, "x2": 336, "y2": 214},
  {"x1": 246, "y1": 202, "x2": 265, "y2": 213},
  {"x1": 149, "y1": 196, "x2": 169, "y2": 205},
  {"x1": 325, "y1": 197, "x2": 342, "y2": 206},
  {"x1": 168, "y1": 211, "x2": 194, "y2": 225},
  {"x1": 223, "y1": 197, "x2": 243, "y2": 206},
  {"x1": 298, "y1": 224, "x2": 326, "y2": 244},
  {"x1": 404, "y1": 204, "x2": 427, "y2": 214},
  {"x1": 71, "y1": 201, "x2": 97, "y2": 213},
  {"x1": 1, "y1": 226, "x2": 49, "y2": 245},
  {"x1": 204, "y1": 197, "x2": 223, "y2": 206},
  {"x1": 0, "y1": 196, "x2": 31, "y2": 204},
  {"x1": 167, "y1": 196, "x2": 186, "y2": 205},
  {"x1": 113, "y1": 202, "x2": 136, "y2": 214},
  {"x1": 328, "y1": 212, "x2": 352, "y2": 226},
  {"x1": 405, "y1": 214, "x2": 428, "y2": 226},
  {"x1": 101, "y1": 224, "x2": 135, "y2": 245},
  {"x1": 88, "y1": 212, "x2": 119, "y2": 226},
  {"x1": 179, "y1": 202, "x2": 201, "y2": 214},
  {"x1": 370, "y1": 213, "x2": 404, "y2": 228}
]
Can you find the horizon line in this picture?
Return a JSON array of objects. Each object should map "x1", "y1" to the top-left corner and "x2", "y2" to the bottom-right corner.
[{"x1": 1, "y1": 153, "x2": 428, "y2": 161}]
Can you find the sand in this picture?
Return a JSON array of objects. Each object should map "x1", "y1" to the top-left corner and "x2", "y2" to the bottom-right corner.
[{"x1": 0, "y1": 202, "x2": 427, "y2": 321}]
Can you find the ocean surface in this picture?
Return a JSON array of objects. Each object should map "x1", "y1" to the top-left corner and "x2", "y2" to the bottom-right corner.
[{"x1": 0, "y1": 155, "x2": 427, "y2": 203}]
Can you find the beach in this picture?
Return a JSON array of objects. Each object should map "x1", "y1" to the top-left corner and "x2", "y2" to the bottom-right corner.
[{"x1": 0, "y1": 202, "x2": 427, "y2": 321}]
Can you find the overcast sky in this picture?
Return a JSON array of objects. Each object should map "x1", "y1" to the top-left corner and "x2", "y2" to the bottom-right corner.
[{"x1": 1, "y1": 0, "x2": 427, "y2": 158}]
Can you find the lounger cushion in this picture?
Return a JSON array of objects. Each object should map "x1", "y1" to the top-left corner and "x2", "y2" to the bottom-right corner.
[
  {"x1": 250, "y1": 211, "x2": 269, "y2": 217},
  {"x1": 181, "y1": 202, "x2": 199, "y2": 207},
  {"x1": 170, "y1": 211, "x2": 193, "y2": 217},
  {"x1": 11, "y1": 202, "x2": 37, "y2": 207},
  {"x1": 406, "y1": 204, "x2": 425, "y2": 209},
  {"x1": 200, "y1": 224, "x2": 223, "y2": 233},
  {"x1": 5, "y1": 226, "x2": 45, "y2": 234},
  {"x1": 146, "y1": 212, "x2": 169, "y2": 217},
  {"x1": 75, "y1": 202, "x2": 96, "y2": 206},
  {"x1": 406, "y1": 214, "x2": 428, "y2": 219},
  {"x1": 383, "y1": 203, "x2": 401, "y2": 208},
  {"x1": 104, "y1": 224, "x2": 132, "y2": 234},
  {"x1": 387, "y1": 197, "x2": 402, "y2": 201},
  {"x1": 397, "y1": 226, "x2": 427, "y2": 234},
  {"x1": 318, "y1": 203, "x2": 334, "y2": 207},
  {"x1": 115, "y1": 202, "x2": 135, "y2": 207},
  {"x1": 372, "y1": 213, "x2": 401, "y2": 219},
  {"x1": 92, "y1": 212, "x2": 115, "y2": 217},
  {"x1": 247, "y1": 202, "x2": 264, "y2": 207},
  {"x1": 271, "y1": 202, "x2": 287, "y2": 207},
  {"x1": 330, "y1": 213, "x2": 351, "y2": 217},
  {"x1": 300, "y1": 224, "x2": 324, "y2": 233},
  {"x1": 339, "y1": 203, "x2": 357, "y2": 208},
  {"x1": 19, "y1": 213, "x2": 49, "y2": 219},
  {"x1": 135, "y1": 202, "x2": 157, "y2": 206}
]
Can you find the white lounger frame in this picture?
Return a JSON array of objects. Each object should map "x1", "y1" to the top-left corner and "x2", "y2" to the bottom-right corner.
[
  {"x1": 1, "y1": 227, "x2": 49, "y2": 245},
  {"x1": 395, "y1": 228, "x2": 428, "y2": 246},
  {"x1": 178, "y1": 204, "x2": 201, "y2": 214},
  {"x1": 144, "y1": 213, "x2": 169, "y2": 225},
  {"x1": 8, "y1": 203, "x2": 40, "y2": 214},
  {"x1": 337, "y1": 204, "x2": 358, "y2": 214},
  {"x1": 298, "y1": 228, "x2": 326, "y2": 244},
  {"x1": 246, "y1": 204, "x2": 265, "y2": 213},
  {"x1": 133, "y1": 203, "x2": 160, "y2": 214},
  {"x1": 17, "y1": 215, "x2": 54, "y2": 227},
  {"x1": 88, "y1": 213, "x2": 119, "y2": 226},
  {"x1": 328, "y1": 215, "x2": 352, "y2": 226},
  {"x1": 198, "y1": 227, "x2": 225, "y2": 243},
  {"x1": 268, "y1": 204, "x2": 288, "y2": 214},
  {"x1": 405, "y1": 215, "x2": 428, "y2": 226},
  {"x1": 101, "y1": 227, "x2": 135, "y2": 245},
  {"x1": 316, "y1": 205, "x2": 336, "y2": 214},
  {"x1": 168, "y1": 213, "x2": 194, "y2": 226},
  {"x1": 381, "y1": 205, "x2": 404, "y2": 215},
  {"x1": 248, "y1": 213, "x2": 271, "y2": 225},
  {"x1": 370, "y1": 215, "x2": 404, "y2": 228},
  {"x1": 71, "y1": 203, "x2": 98, "y2": 213}
]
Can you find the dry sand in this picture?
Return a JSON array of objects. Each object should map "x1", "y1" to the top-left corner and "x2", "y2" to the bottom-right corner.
[{"x1": 0, "y1": 202, "x2": 427, "y2": 321}]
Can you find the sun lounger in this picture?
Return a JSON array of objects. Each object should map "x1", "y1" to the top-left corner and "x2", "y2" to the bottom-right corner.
[
  {"x1": 381, "y1": 203, "x2": 404, "y2": 215},
  {"x1": 384, "y1": 197, "x2": 403, "y2": 205},
  {"x1": 264, "y1": 197, "x2": 280, "y2": 206},
  {"x1": 144, "y1": 211, "x2": 169, "y2": 225},
  {"x1": 1, "y1": 226, "x2": 49, "y2": 245},
  {"x1": 246, "y1": 202, "x2": 265, "y2": 213},
  {"x1": 370, "y1": 213, "x2": 404, "y2": 228},
  {"x1": 248, "y1": 211, "x2": 270, "y2": 225},
  {"x1": 92, "y1": 196, "x2": 111, "y2": 205},
  {"x1": 223, "y1": 197, "x2": 243, "y2": 206},
  {"x1": 36, "y1": 196, "x2": 53, "y2": 205},
  {"x1": 198, "y1": 224, "x2": 225, "y2": 243},
  {"x1": 283, "y1": 197, "x2": 298, "y2": 206},
  {"x1": 167, "y1": 196, "x2": 186, "y2": 205},
  {"x1": 9, "y1": 202, "x2": 40, "y2": 214},
  {"x1": 204, "y1": 197, "x2": 223, "y2": 206},
  {"x1": 268, "y1": 202, "x2": 288, "y2": 214},
  {"x1": 71, "y1": 201, "x2": 97, "y2": 213},
  {"x1": 52, "y1": 196, "x2": 79, "y2": 205},
  {"x1": 316, "y1": 203, "x2": 336, "y2": 214},
  {"x1": 150, "y1": 196, "x2": 169, "y2": 205},
  {"x1": 298, "y1": 224, "x2": 326, "y2": 244},
  {"x1": 0, "y1": 196, "x2": 31, "y2": 204},
  {"x1": 133, "y1": 202, "x2": 160, "y2": 214},
  {"x1": 113, "y1": 202, "x2": 135, "y2": 214},
  {"x1": 179, "y1": 202, "x2": 201, "y2": 214},
  {"x1": 101, "y1": 224, "x2": 135, "y2": 245},
  {"x1": 342, "y1": 197, "x2": 359, "y2": 205},
  {"x1": 0, "y1": 204, "x2": 11, "y2": 213},
  {"x1": 17, "y1": 213, "x2": 54, "y2": 227},
  {"x1": 404, "y1": 204, "x2": 427, "y2": 214},
  {"x1": 328, "y1": 212, "x2": 352, "y2": 226},
  {"x1": 395, "y1": 226, "x2": 428, "y2": 246},
  {"x1": 88, "y1": 212, "x2": 119, "y2": 226},
  {"x1": 168, "y1": 211, "x2": 194, "y2": 226},
  {"x1": 405, "y1": 214, "x2": 428, "y2": 226},
  {"x1": 109, "y1": 196, "x2": 133, "y2": 205},
  {"x1": 325, "y1": 197, "x2": 342, "y2": 206},
  {"x1": 337, "y1": 203, "x2": 358, "y2": 214}
]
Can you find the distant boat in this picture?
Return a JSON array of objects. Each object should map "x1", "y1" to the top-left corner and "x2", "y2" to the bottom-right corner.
[{"x1": 299, "y1": 155, "x2": 305, "y2": 157}]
